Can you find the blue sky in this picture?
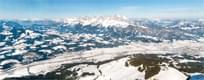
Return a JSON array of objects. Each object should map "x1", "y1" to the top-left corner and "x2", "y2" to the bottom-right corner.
[{"x1": 0, "y1": 0, "x2": 204, "y2": 19}]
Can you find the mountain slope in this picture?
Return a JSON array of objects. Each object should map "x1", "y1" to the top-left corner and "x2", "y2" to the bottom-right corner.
[{"x1": 0, "y1": 17, "x2": 204, "y2": 80}]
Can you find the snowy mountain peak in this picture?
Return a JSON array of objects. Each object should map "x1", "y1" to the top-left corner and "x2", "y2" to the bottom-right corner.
[{"x1": 62, "y1": 15, "x2": 130, "y2": 28}]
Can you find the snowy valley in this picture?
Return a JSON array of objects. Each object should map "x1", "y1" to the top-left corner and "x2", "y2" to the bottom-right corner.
[{"x1": 0, "y1": 16, "x2": 204, "y2": 80}]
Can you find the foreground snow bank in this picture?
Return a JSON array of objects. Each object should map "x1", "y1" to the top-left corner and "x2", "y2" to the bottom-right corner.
[{"x1": 151, "y1": 67, "x2": 187, "y2": 80}]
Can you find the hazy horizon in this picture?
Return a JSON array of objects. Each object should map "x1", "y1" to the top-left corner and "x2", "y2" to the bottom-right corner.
[{"x1": 0, "y1": 0, "x2": 204, "y2": 19}]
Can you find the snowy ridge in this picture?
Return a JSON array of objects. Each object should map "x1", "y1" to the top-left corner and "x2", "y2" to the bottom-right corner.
[{"x1": 61, "y1": 15, "x2": 130, "y2": 28}]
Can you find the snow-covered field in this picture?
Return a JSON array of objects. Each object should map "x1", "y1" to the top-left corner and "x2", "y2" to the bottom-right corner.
[
  {"x1": 1, "y1": 17, "x2": 204, "y2": 80},
  {"x1": 1, "y1": 39, "x2": 204, "y2": 80}
]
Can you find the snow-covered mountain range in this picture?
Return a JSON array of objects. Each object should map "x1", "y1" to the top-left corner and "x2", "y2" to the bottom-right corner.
[
  {"x1": 0, "y1": 16, "x2": 204, "y2": 80},
  {"x1": 61, "y1": 15, "x2": 129, "y2": 27}
]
